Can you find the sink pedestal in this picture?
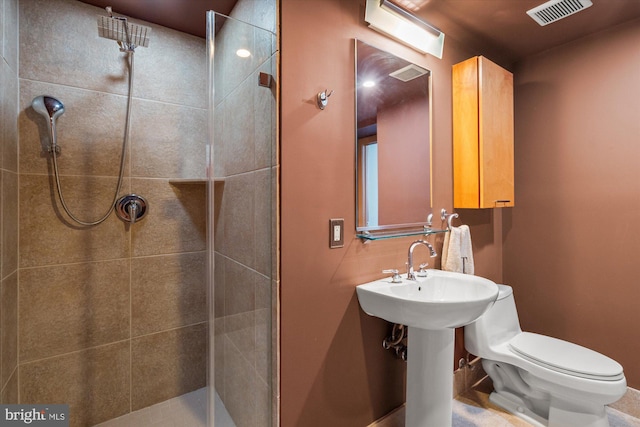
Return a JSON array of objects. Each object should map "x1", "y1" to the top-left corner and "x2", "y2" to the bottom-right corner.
[{"x1": 406, "y1": 327, "x2": 455, "y2": 427}]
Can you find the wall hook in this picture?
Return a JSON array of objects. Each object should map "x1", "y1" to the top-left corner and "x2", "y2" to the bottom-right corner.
[
  {"x1": 316, "y1": 89, "x2": 334, "y2": 110},
  {"x1": 441, "y1": 208, "x2": 459, "y2": 230}
]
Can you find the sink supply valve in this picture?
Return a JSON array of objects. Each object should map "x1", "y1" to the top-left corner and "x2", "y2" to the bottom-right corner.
[
  {"x1": 383, "y1": 269, "x2": 402, "y2": 283},
  {"x1": 316, "y1": 89, "x2": 334, "y2": 110},
  {"x1": 458, "y1": 354, "x2": 478, "y2": 371},
  {"x1": 115, "y1": 194, "x2": 148, "y2": 225},
  {"x1": 383, "y1": 323, "x2": 407, "y2": 361}
]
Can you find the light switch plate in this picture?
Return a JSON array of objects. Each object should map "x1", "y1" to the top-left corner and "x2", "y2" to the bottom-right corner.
[{"x1": 329, "y1": 218, "x2": 344, "y2": 248}]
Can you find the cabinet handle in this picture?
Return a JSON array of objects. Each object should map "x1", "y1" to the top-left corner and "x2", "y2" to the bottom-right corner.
[{"x1": 495, "y1": 200, "x2": 511, "y2": 204}]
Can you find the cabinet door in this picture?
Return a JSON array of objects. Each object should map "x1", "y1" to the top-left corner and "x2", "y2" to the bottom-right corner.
[
  {"x1": 453, "y1": 56, "x2": 514, "y2": 209},
  {"x1": 452, "y1": 57, "x2": 481, "y2": 208},
  {"x1": 479, "y1": 56, "x2": 514, "y2": 208}
]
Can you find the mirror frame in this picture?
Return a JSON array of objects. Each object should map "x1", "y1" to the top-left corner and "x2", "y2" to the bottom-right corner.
[{"x1": 354, "y1": 39, "x2": 434, "y2": 236}]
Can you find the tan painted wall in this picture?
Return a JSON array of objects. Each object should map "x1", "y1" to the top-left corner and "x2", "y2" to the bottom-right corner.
[
  {"x1": 280, "y1": 0, "x2": 504, "y2": 425},
  {"x1": 505, "y1": 18, "x2": 640, "y2": 389}
]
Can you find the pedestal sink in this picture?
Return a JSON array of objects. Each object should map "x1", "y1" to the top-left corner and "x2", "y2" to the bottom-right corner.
[{"x1": 356, "y1": 269, "x2": 499, "y2": 427}]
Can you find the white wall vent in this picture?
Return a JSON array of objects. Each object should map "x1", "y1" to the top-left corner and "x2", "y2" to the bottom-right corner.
[
  {"x1": 526, "y1": 0, "x2": 593, "y2": 26},
  {"x1": 389, "y1": 64, "x2": 429, "y2": 82}
]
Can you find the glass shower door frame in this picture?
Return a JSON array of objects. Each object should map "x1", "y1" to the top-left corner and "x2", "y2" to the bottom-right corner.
[{"x1": 206, "y1": 10, "x2": 278, "y2": 427}]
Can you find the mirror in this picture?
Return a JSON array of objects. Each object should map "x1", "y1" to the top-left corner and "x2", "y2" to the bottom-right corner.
[{"x1": 355, "y1": 39, "x2": 432, "y2": 234}]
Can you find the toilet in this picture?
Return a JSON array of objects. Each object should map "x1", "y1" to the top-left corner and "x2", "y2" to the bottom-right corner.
[{"x1": 464, "y1": 284, "x2": 626, "y2": 427}]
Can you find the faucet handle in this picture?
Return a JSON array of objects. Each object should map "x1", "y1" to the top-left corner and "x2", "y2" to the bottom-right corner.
[
  {"x1": 417, "y1": 263, "x2": 429, "y2": 277},
  {"x1": 382, "y1": 269, "x2": 402, "y2": 283}
]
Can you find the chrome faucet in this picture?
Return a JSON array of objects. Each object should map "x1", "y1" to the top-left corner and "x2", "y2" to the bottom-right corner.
[{"x1": 407, "y1": 240, "x2": 437, "y2": 280}]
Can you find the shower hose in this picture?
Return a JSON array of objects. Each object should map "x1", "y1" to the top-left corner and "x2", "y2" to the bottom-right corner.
[{"x1": 51, "y1": 51, "x2": 134, "y2": 226}]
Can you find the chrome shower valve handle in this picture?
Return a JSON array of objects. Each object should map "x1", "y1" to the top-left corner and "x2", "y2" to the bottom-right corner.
[{"x1": 115, "y1": 194, "x2": 148, "y2": 224}]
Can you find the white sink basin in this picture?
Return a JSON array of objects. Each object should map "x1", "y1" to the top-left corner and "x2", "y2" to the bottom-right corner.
[{"x1": 356, "y1": 269, "x2": 499, "y2": 330}]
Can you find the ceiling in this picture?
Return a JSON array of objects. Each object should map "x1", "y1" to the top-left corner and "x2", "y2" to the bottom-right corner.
[
  {"x1": 79, "y1": 0, "x2": 640, "y2": 67},
  {"x1": 419, "y1": 0, "x2": 640, "y2": 67}
]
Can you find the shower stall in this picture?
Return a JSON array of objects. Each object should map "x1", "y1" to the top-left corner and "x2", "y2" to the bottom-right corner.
[{"x1": 3, "y1": 0, "x2": 278, "y2": 426}]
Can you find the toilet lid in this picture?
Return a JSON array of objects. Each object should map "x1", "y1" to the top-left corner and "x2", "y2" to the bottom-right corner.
[{"x1": 509, "y1": 332, "x2": 624, "y2": 381}]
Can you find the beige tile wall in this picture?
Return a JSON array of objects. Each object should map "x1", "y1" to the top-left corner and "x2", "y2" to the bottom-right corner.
[
  {"x1": 130, "y1": 323, "x2": 207, "y2": 411},
  {"x1": 16, "y1": 0, "x2": 208, "y2": 425},
  {"x1": 1, "y1": 0, "x2": 20, "y2": 406},
  {"x1": 212, "y1": 5, "x2": 278, "y2": 427},
  {"x1": 20, "y1": 342, "x2": 131, "y2": 425}
]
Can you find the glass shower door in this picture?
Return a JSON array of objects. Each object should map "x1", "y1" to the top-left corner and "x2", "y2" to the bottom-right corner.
[{"x1": 206, "y1": 11, "x2": 278, "y2": 427}]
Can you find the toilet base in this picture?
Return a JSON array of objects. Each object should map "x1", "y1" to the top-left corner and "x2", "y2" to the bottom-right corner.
[
  {"x1": 489, "y1": 388, "x2": 612, "y2": 427},
  {"x1": 547, "y1": 396, "x2": 610, "y2": 427},
  {"x1": 489, "y1": 392, "x2": 546, "y2": 427},
  {"x1": 482, "y1": 358, "x2": 615, "y2": 427}
]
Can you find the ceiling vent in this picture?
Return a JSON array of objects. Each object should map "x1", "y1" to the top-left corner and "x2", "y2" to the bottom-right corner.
[
  {"x1": 389, "y1": 64, "x2": 429, "y2": 82},
  {"x1": 526, "y1": 0, "x2": 593, "y2": 26}
]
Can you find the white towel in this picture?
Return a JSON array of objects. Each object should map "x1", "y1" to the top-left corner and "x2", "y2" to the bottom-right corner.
[{"x1": 442, "y1": 225, "x2": 474, "y2": 274}]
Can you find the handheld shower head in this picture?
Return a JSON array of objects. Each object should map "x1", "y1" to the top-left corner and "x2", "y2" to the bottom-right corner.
[
  {"x1": 32, "y1": 96, "x2": 65, "y2": 122},
  {"x1": 32, "y1": 96, "x2": 65, "y2": 152}
]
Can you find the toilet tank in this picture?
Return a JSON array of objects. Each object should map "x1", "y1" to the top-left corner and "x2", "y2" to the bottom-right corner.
[{"x1": 464, "y1": 284, "x2": 522, "y2": 357}]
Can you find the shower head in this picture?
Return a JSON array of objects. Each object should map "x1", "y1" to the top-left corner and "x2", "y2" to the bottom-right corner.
[
  {"x1": 97, "y1": 9, "x2": 151, "y2": 51},
  {"x1": 32, "y1": 96, "x2": 65, "y2": 122}
]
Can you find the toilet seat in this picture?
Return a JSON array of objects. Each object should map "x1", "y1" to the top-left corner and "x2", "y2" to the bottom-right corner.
[{"x1": 509, "y1": 332, "x2": 624, "y2": 381}]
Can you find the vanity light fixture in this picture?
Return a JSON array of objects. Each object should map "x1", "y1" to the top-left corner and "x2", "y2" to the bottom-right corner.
[
  {"x1": 364, "y1": 0, "x2": 445, "y2": 58},
  {"x1": 363, "y1": 80, "x2": 376, "y2": 88}
]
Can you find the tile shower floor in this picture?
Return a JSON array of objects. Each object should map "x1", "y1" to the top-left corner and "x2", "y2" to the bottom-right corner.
[
  {"x1": 95, "y1": 380, "x2": 640, "y2": 427},
  {"x1": 95, "y1": 388, "x2": 236, "y2": 427}
]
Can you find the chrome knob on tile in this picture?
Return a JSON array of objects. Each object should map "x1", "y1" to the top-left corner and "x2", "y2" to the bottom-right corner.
[{"x1": 115, "y1": 194, "x2": 147, "y2": 224}]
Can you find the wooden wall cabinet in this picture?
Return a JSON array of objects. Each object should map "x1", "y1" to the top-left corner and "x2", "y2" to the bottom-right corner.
[{"x1": 453, "y1": 56, "x2": 514, "y2": 208}]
